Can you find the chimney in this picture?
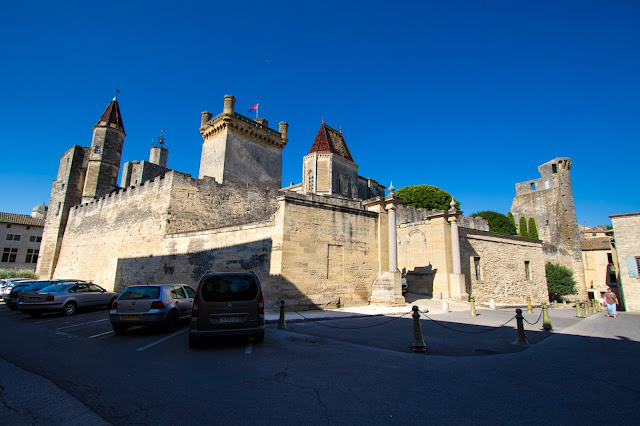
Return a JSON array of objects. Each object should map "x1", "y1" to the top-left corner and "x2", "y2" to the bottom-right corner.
[
  {"x1": 279, "y1": 122, "x2": 289, "y2": 142},
  {"x1": 201, "y1": 111, "x2": 212, "y2": 129},
  {"x1": 223, "y1": 95, "x2": 236, "y2": 116}
]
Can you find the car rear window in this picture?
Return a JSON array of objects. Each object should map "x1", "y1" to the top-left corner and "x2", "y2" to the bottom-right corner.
[
  {"x1": 21, "y1": 282, "x2": 54, "y2": 292},
  {"x1": 39, "y1": 284, "x2": 72, "y2": 293},
  {"x1": 119, "y1": 286, "x2": 161, "y2": 300},
  {"x1": 200, "y1": 275, "x2": 258, "y2": 302}
]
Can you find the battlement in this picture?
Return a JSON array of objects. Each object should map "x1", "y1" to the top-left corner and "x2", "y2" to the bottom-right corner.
[
  {"x1": 514, "y1": 157, "x2": 572, "y2": 196},
  {"x1": 201, "y1": 110, "x2": 286, "y2": 150}
]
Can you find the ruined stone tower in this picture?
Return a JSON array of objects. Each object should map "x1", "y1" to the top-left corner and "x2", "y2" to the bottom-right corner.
[
  {"x1": 198, "y1": 95, "x2": 288, "y2": 188},
  {"x1": 511, "y1": 158, "x2": 587, "y2": 298}
]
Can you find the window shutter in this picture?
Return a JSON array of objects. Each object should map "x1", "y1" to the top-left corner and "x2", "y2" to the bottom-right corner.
[{"x1": 627, "y1": 256, "x2": 638, "y2": 278}]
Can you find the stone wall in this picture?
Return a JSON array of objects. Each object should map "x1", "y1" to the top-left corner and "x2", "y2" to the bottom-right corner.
[
  {"x1": 279, "y1": 192, "x2": 380, "y2": 309},
  {"x1": 610, "y1": 213, "x2": 640, "y2": 312},
  {"x1": 459, "y1": 228, "x2": 547, "y2": 305}
]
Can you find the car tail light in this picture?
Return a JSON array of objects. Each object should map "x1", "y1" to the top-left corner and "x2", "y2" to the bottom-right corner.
[
  {"x1": 150, "y1": 301, "x2": 165, "y2": 309},
  {"x1": 192, "y1": 293, "x2": 199, "y2": 317},
  {"x1": 258, "y1": 292, "x2": 264, "y2": 314},
  {"x1": 20, "y1": 295, "x2": 24, "y2": 302},
  {"x1": 112, "y1": 301, "x2": 117, "y2": 309},
  {"x1": 46, "y1": 295, "x2": 55, "y2": 302}
]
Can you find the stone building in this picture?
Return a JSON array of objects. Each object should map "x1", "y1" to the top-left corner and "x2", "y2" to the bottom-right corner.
[
  {"x1": 580, "y1": 226, "x2": 620, "y2": 303},
  {"x1": 510, "y1": 158, "x2": 587, "y2": 299},
  {"x1": 609, "y1": 213, "x2": 640, "y2": 312},
  {"x1": 1, "y1": 205, "x2": 47, "y2": 270},
  {"x1": 37, "y1": 95, "x2": 548, "y2": 309}
]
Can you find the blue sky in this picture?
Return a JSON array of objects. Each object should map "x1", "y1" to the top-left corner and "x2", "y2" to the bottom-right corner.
[{"x1": 1, "y1": 0, "x2": 638, "y2": 226}]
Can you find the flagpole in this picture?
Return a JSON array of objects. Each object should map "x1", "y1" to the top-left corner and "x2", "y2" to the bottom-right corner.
[{"x1": 256, "y1": 104, "x2": 259, "y2": 120}]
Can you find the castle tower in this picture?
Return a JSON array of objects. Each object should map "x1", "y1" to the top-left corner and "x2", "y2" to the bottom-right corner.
[
  {"x1": 198, "y1": 95, "x2": 288, "y2": 188},
  {"x1": 511, "y1": 158, "x2": 587, "y2": 298},
  {"x1": 302, "y1": 121, "x2": 359, "y2": 199},
  {"x1": 149, "y1": 130, "x2": 168, "y2": 168},
  {"x1": 81, "y1": 97, "x2": 126, "y2": 203}
]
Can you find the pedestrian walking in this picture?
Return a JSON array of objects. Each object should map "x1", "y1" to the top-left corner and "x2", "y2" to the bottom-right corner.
[{"x1": 604, "y1": 288, "x2": 619, "y2": 318}]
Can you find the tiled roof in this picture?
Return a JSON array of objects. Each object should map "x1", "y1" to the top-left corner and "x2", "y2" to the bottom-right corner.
[
  {"x1": 581, "y1": 237, "x2": 612, "y2": 251},
  {"x1": 308, "y1": 123, "x2": 355, "y2": 163},
  {"x1": 0, "y1": 212, "x2": 45, "y2": 227},
  {"x1": 95, "y1": 97, "x2": 125, "y2": 133}
]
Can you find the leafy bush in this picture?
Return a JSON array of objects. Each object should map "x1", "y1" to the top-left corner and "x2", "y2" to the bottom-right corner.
[
  {"x1": 518, "y1": 217, "x2": 528, "y2": 238},
  {"x1": 545, "y1": 262, "x2": 577, "y2": 301},
  {"x1": 472, "y1": 211, "x2": 517, "y2": 235},
  {"x1": 395, "y1": 185, "x2": 460, "y2": 210},
  {"x1": 508, "y1": 212, "x2": 516, "y2": 230},
  {"x1": 0, "y1": 268, "x2": 37, "y2": 280},
  {"x1": 528, "y1": 217, "x2": 539, "y2": 239}
]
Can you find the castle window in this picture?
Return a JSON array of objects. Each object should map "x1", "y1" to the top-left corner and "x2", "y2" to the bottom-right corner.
[
  {"x1": 552, "y1": 164, "x2": 557, "y2": 173},
  {"x1": 525, "y1": 261, "x2": 531, "y2": 280},
  {"x1": 347, "y1": 177, "x2": 353, "y2": 197},
  {"x1": 25, "y1": 249, "x2": 39, "y2": 263},
  {"x1": 1, "y1": 248, "x2": 18, "y2": 263},
  {"x1": 337, "y1": 175, "x2": 343, "y2": 195},
  {"x1": 607, "y1": 253, "x2": 614, "y2": 264},
  {"x1": 530, "y1": 182, "x2": 536, "y2": 190},
  {"x1": 474, "y1": 257, "x2": 481, "y2": 280},
  {"x1": 6, "y1": 224, "x2": 10, "y2": 228},
  {"x1": 30, "y1": 236, "x2": 36, "y2": 242},
  {"x1": 94, "y1": 146, "x2": 102, "y2": 154},
  {"x1": 308, "y1": 171, "x2": 314, "y2": 192},
  {"x1": 37, "y1": 236, "x2": 42, "y2": 242}
]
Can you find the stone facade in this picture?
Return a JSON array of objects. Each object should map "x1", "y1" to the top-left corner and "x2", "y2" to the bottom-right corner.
[
  {"x1": 0, "y1": 212, "x2": 46, "y2": 270},
  {"x1": 581, "y1": 227, "x2": 620, "y2": 303},
  {"x1": 609, "y1": 213, "x2": 640, "y2": 312},
  {"x1": 511, "y1": 158, "x2": 587, "y2": 298}
]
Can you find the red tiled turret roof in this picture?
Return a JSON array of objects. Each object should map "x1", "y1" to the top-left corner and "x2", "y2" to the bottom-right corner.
[
  {"x1": 95, "y1": 97, "x2": 125, "y2": 134},
  {"x1": 308, "y1": 123, "x2": 354, "y2": 163}
]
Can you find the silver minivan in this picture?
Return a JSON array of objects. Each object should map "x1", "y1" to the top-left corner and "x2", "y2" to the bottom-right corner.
[{"x1": 189, "y1": 272, "x2": 265, "y2": 347}]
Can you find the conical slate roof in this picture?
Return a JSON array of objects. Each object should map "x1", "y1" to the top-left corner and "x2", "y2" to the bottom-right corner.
[
  {"x1": 308, "y1": 123, "x2": 354, "y2": 163},
  {"x1": 95, "y1": 97, "x2": 125, "y2": 133}
]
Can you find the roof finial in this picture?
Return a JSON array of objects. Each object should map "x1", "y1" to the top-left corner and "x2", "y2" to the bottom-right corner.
[
  {"x1": 339, "y1": 125, "x2": 342, "y2": 133},
  {"x1": 389, "y1": 181, "x2": 395, "y2": 194},
  {"x1": 113, "y1": 89, "x2": 119, "y2": 101},
  {"x1": 158, "y1": 129, "x2": 165, "y2": 145},
  {"x1": 322, "y1": 116, "x2": 325, "y2": 125}
]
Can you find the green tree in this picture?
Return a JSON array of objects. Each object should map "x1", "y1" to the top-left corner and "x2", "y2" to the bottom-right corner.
[
  {"x1": 545, "y1": 262, "x2": 577, "y2": 301},
  {"x1": 0, "y1": 268, "x2": 37, "y2": 280},
  {"x1": 507, "y1": 212, "x2": 516, "y2": 230},
  {"x1": 518, "y1": 216, "x2": 528, "y2": 238},
  {"x1": 472, "y1": 211, "x2": 517, "y2": 235},
  {"x1": 395, "y1": 185, "x2": 460, "y2": 210},
  {"x1": 528, "y1": 217, "x2": 539, "y2": 239}
]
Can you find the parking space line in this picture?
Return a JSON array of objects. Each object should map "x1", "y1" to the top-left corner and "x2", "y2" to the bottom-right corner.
[
  {"x1": 89, "y1": 330, "x2": 114, "y2": 339},
  {"x1": 245, "y1": 343, "x2": 253, "y2": 355},
  {"x1": 56, "y1": 319, "x2": 109, "y2": 330},
  {"x1": 136, "y1": 329, "x2": 188, "y2": 352}
]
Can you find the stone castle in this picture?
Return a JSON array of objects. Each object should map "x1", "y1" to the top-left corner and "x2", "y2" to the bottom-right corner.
[{"x1": 36, "y1": 95, "x2": 579, "y2": 309}]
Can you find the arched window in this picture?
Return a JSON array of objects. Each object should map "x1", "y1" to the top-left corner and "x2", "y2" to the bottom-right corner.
[
  {"x1": 308, "y1": 171, "x2": 314, "y2": 192},
  {"x1": 347, "y1": 177, "x2": 353, "y2": 198},
  {"x1": 337, "y1": 174, "x2": 343, "y2": 195}
]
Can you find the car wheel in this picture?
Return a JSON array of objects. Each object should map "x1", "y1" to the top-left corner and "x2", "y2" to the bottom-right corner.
[
  {"x1": 63, "y1": 302, "x2": 76, "y2": 316},
  {"x1": 253, "y1": 330, "x2": 265, "y2": 343},
  {"x1": 108, "y1": 296, "x2": 117, "y2": 309},
  {"x1": 7, "y1": 303, "x2": 16, "y2": 310},
  {"x1": 29, "y1": 311, "x2": 43, "y2": 318},
  {"x1": 164, "y1": 310, "x2": 178, "y2": 332},
  {"x1": 112, "y1": 324, "x2": 129, "y2": 334},
  {"x1": 189, "y1": 333, "x2": 201, "y2": 348}
]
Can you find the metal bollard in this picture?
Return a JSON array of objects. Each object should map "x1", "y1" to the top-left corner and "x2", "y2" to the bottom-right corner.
[
  {"x1": 596, "y1": 300, "x2": 602, "y2": 313},
  {"x1": 585, "y1": 300, "x2": 591, "y2": 316},
  {"x1": 469, "y1": 295, "x2": 477, "y2": 317},
  {"x1": 411, "y1": 306, "x2": 427, "y2": 353},
  {"x1": 575, "y1": 300, "x2": 583, "y2": 318},
  {"x1": 515, "y1": 308, "x2": 529, "y2": 345},
  {"x1": 542, "y1": 302, "x2": 553, "y2": 331},
  {"x1": 277, "y1": 299, "x2": 286, "y2": 329},
  {"x1": 563, "y1": 300, "x2": 567, "y2": 309},
  {"x1": 527, "y1": 296, "x2": 533, "y2": 314}
]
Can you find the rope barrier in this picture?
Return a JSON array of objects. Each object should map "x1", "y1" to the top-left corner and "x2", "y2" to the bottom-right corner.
[
  {"x1": 419, "y1": 310, "x2": 516, "y2": 334},
  {"x1": 522, "y1": 309, "x2": 544, "y2": 326},
  {"x1": 283, "y1": 303, "x2": 413, "y2": 329}
]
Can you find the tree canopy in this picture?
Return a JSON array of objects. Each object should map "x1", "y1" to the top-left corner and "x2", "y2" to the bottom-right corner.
[
  {"x1": 545, "y1": 262, "x2": 577, "y2": 301},
  {"x1": 528, "y1": 217, "x2": 539, "y2": 239},
  {"x1": 518, "y1": 217, "x2": 529, "y2": 238},
  {"x1": 472, "y1": 211, "x2": 517, "y2": 235},
  {"x1": 395, "y1": 185, "x2": 460, "y2": 210}
]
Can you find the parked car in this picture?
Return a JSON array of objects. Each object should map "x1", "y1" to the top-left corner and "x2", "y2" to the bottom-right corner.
[
  {"x1": 109, "y1": 284, "x2": 195, "y2": 334},
  {"x1": 6, "y1": 280, "x2": 62, "y2": 310},
  {"x1": 17, "y1": 282, "x2": 117, "y2": 317},
  {"x1": 189, "y1": 272, "x2": 265, "y2": 348},
  {"x1": 1, "y1": 278, "x2": 31, "y2": 300}
]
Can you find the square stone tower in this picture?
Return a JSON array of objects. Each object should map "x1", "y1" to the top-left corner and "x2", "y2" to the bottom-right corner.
[{"x1": 198, "y1": 95, "x2": 288, "y2": 189}]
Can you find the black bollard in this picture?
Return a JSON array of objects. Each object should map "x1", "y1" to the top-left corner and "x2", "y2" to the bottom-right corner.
[
  {"x1": 411, "y1": 306, "x2": 427, "y2": 353},
  {"x1": 514, "y1": 308, "x2": 529, "y2": 345},
  {"x1": 277, "y1": 298, "x2": 286, "y2": 329}
]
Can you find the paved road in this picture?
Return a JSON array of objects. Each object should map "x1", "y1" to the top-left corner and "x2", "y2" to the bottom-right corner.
[{"x1": 1, "y1": 300, "x2": 639, "y2": 425}]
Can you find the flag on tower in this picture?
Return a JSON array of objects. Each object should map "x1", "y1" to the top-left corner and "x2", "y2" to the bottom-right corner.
[{"x1": 248, "y1": 103, "x2": 259, "y2": 112}]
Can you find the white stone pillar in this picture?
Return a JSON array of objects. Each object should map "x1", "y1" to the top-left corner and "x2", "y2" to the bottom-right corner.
[
  {"x1": 449, "y1": 213, "x2": 461, "y2": 275},
  {"x1": 388, "y1": 203, "x2": 398, "y2": 272}
]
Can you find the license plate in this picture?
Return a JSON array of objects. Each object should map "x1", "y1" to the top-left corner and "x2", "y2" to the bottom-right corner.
[
  {"x1": 121, "y1": 315, "x2": 140, "y2": 320},
  {"x1": 218, "y1": 317, "x2": 241, "y2": 324}
]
